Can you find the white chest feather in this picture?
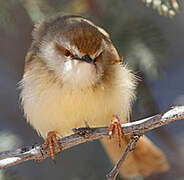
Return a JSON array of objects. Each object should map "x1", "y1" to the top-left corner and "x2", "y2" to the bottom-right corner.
[{"x1": 20, "y1": 65, "x2": 136, "y2": 139}]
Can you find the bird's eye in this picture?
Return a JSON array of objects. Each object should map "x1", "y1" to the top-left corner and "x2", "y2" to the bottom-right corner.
[
  {"x1": 54, "y1": 43, "x2": 73, "y2": 58},
  {"x1": 65, "y1": 50, "x2": 71, "y2": 57}
]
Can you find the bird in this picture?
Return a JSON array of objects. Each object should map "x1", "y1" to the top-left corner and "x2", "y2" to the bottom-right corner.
[{"x1": 19, "y1": 14, "x2": 169, "y2": 178}]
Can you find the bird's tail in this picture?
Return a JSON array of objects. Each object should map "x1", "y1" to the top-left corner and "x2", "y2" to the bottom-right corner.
[{"x1": 100, "y1": 135, "x2": 169, "y2": 178}]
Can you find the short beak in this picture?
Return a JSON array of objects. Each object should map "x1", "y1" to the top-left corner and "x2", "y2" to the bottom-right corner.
[{"x1": 73, "y1": 55, "x2": 94, "y2": 64}]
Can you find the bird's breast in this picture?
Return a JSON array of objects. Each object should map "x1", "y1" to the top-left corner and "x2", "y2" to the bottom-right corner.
[
  {"x1": 20, "y1": 65, "x2": 135, "y2": 139},
  {"x1": 24, "y1": 86, "x2": 121, "y2": 138}
]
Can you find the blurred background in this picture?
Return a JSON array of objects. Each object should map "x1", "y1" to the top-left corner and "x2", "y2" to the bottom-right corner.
[{"x1": 0, "y1": 0, "x2": 184, "y2": 179}]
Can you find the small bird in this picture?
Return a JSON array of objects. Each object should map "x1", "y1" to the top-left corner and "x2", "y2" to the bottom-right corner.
[{"x1": 19, "y1": 14, "x2": 169, "y2": 178}]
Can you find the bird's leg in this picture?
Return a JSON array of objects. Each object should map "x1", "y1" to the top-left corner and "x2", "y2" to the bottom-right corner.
[
  {"x1": 108, "y1": 115, "x2": 123, "y2": 147},
  {"x1": 43, "y1": 131, "x2": 61, "y2": 160}
]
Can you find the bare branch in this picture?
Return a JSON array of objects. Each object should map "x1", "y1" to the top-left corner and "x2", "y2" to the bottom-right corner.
[
  {"x1": 107, "y1": 135, "x2": 141, "y2": 180},
  {"x1": 0, "y1": 105, "x2": 184, "y2": 171}
]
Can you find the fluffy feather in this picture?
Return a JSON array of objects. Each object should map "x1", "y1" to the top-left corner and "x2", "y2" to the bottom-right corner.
[{"x1": 20, "y1": 58, "x2": 136, "y2": 138}]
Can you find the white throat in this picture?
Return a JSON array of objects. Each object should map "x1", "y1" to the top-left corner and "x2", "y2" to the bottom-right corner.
[{"x1": 62, "y1": 60, "x2": 101, "y2": 89}]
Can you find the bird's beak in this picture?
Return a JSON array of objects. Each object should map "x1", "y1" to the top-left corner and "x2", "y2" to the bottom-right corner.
[
  {"x1": 80, "y1": 55, "x2": 94, "y2": 64},
  {"x1": 73, "y1": 55, "x2": 94, "y2": 64}
]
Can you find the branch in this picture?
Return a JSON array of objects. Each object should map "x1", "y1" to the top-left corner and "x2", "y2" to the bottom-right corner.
[
  {"x1": 107, "y1": 135, "x2": 141, "y2": 180},
  {"x1": 0, "y1": 105, "x2": 184, "y2": 170}
]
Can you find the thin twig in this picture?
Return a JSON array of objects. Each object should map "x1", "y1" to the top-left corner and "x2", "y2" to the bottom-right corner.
[
  {"x1": 107, "y1": 135, "x2": 141, "y2": 180},
  {"x1": 0, "y1": 105, "x2": 184, "y2": 170}
]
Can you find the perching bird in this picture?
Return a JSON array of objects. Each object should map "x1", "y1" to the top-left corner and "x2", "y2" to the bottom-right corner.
[{"x1": 19, "y1": 14, "x2": 169, "y2": 178}]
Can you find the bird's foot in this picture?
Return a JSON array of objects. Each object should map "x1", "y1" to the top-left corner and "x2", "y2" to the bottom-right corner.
[
  {"x1": 108, "y1": 115, "x2": 123, "y2": 147},
  {"x1": 43, "y1": 131, "x2": 61, "y2": 160}
]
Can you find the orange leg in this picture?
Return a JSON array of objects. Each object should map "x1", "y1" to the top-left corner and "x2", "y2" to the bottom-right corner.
[
  {"x1": 108, "y1": 115, "x2": 123, "y2": 147},
  {"x1": 43, "y1": 131, "x2": 61, "y2": 160}
]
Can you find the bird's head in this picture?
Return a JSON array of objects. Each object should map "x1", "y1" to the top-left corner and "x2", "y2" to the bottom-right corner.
[{"x1": 32, "y1": 15, "x2": 121, "y2": 89}]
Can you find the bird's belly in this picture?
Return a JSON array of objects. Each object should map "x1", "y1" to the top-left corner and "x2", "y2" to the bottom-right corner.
[{"x1": 25, "y1": 87, "x2": 123, "y2": 139}]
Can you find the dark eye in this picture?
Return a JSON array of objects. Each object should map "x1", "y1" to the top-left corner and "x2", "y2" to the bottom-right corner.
[
  {"x1": 54, "y1": 43, "x2": 73, "y2": 57},
  {"x1": 65, "y1": 50, "x2": 71, "y2": 57}
]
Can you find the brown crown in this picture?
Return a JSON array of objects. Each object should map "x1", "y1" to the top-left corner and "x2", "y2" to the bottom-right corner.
[{"x1": 64, "y1": 21, "x2": 103, "y2": 56}]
